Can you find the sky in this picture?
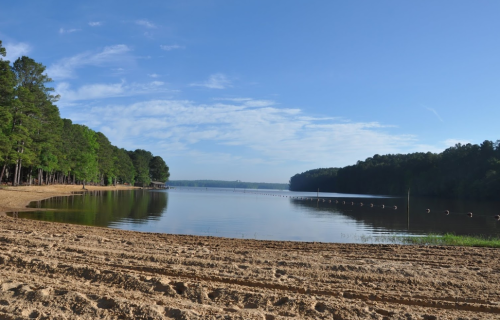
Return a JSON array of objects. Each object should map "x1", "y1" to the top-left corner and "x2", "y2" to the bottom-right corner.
[{"x1": 1, "y1": 1, "x2": 500, "y2": 183}]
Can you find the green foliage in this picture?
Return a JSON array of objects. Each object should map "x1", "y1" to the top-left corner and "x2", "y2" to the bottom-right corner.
[
  {"x1": 0, "y1": 41, "x2": 14, "y2": 162},
  {"x1": 113, "y1": 147, "x2": 136, "y2": 185},
  {"x1": 96, "y1": 132, "x2": 115, "y2": 184},
  {"x1": 0, "y1": 40, "x2": 5, "y2": 58},
  {"x1": 128, "y1": 149, "x2": 153, "y2": 185},
  {"x1": 149, "y1": 156, "x2": 170, "y2": 182},
  {"x1": 289, "y1": 168, "x2": 339, "y2": 192},
  {"x1": 402, "y1": 233, "x2": 500, "y2": 248},
  {"x1": 289, "y1": 142, "x2": 500, "y2": 200},
  {"x1": 71, "y1": 124, "x2": 99, "y2": 184}
]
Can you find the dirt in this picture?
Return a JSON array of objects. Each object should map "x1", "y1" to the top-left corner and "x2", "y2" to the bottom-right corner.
[{"x1": 0, "y1": 187, "x2": 499, "y2": 319}]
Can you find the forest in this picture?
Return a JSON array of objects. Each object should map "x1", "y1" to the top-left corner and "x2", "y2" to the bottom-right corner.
[
  {"x1": 0, "y1": 40, "x2": 169, "y2": 187},
  {"x1": 168, "y1": 180, "x2": 289, "y2": 190},
  {"x1": 289, "y1": 140, "x2": 500, "y2": 200}
]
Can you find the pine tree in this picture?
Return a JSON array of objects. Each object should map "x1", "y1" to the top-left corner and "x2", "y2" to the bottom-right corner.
[{"x1": 0, "y1": 41, "x2": 16, "y2": 182}]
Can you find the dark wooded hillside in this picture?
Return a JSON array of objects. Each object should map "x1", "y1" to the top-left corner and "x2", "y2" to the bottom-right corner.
[{"x1": 290, "y1": 141, "x2": 500, "y2": 199}]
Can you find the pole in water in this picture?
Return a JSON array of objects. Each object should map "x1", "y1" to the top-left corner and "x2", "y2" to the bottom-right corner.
[
  {"x1": 317, "y1": 188, "x2": 319, "y2": 200},
  {"x1": 407, "y1": 188, "x2": 410, "y2": 230}
]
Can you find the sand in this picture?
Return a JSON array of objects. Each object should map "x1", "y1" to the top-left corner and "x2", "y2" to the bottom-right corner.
[{"x1": 0, "y1": 186, "x2": 499, "y2": 319}]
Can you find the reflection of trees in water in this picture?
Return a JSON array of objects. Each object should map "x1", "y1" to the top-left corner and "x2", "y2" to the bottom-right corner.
[
  {"x1": 291, "y1": 197, "x2": 500, "y2": 236},
  {"x1": 25, "y1": 190, "x2": 168, "y2": 227}
]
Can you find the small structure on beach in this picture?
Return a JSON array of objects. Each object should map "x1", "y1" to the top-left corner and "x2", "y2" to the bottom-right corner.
[
  {"x1": 134, "y1": 181, "x2": 168, "y2": 189},
  {"x1": 149, "y1": 181, "x2": 167, "y2": 189}
]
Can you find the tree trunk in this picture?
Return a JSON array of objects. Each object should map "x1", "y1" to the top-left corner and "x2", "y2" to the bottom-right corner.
[
  {"x1": 13, "y1": 160, "x2": 19, "y2": 186},
  {"x1": 14, "y1": 143, "x2": 25, "y2": 186},
  {"x1": 17, "y1": 159, "x2": 23, "y2": 186},
  {"x1": 0, "y1": 162, "x2": 7, "y2": 184}
]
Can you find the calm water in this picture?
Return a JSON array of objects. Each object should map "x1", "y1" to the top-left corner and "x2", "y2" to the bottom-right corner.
[{"x1": 13, "y1": 187, "x2": 500, "y2": 243}]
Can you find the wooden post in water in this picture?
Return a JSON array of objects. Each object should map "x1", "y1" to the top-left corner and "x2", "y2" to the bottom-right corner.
[
  {"x1": 317, "y1": 188, "x2": 319, "y2": 200},
  {"x1": 407, "y1": 188, "x2": 410, "y2": 230}
]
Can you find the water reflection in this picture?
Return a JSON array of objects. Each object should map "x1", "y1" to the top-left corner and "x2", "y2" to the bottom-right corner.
[
  {"x1": 291, "y1": 196, "x2": 500, "y2": 237},
  {"x1": 11, "y1": 188, "x2": 500, "y2": 242},
  {"x1": 22, "y1": 190, "x2": 168, "y2": 227}
]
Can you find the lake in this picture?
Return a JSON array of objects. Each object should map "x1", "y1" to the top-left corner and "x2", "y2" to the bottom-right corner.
[{"x1": 13, "y1": 187, "x2": 500, "y2": 243}]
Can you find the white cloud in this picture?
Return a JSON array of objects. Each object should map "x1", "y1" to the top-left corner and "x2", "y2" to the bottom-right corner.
[
  {"x1": 88, "y1": 21, "x2": 102, "y2": 27},
  {"x1": 148, "y1": 73, "x2": 160, "y2": 78},
  {"x1": 424, "y1": 106, "x2": 444, "y2": 122},
  {"x1": 191, "y1": 73, "x2": 231, "y2": 89},
  {"x1": 213, "y1": 98, "x2": 275, "y2": 107},
  {"x1": 443, "y1": 139, "x2": 471, "y2": 147},
  {"x1": 3, "y1": 42, "x2": 31, "y2": 61},
  {"x1": 56, "y1": 80, "x2": 166, "y2": 106},
  {"x1": 243, "y1": 100, "x2": 275, "y2": 107},
  {"x1": 59, "y1": 28, "x2": 80, "y2": 34},
  {"x1": 160, "y1": 44, "x2": 184, "y2": 51},
  {"x1": 47, "y1": 45, "x2": 132, "y2": 79},
  {"x1": 67, "y1": 98, "x2": 419, "y2": 168},
  {"x1": 135, "y1": 20, "x2": 156, "y2": 28},
  {"x1": 214, "y1": 98, "x2": 252, "y2": 102}
]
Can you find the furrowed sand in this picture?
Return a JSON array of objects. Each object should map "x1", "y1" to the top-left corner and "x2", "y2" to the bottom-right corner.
[{"x1": 0, "y1": 186, "x2": 499, "y2": 319}]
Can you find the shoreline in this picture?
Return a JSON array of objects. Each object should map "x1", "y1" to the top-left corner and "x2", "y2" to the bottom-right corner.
[{"x1": 0, "y1": 184, "x2": 138, "y2": 214}]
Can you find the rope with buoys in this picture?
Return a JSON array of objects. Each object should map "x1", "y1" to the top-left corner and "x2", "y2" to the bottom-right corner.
[{"x1": 177, "y1": 188, "x2": 500, "y2": 220}]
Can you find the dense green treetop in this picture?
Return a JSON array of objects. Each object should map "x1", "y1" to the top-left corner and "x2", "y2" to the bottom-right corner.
[
  {"x1": 149, "y1": 156, "x2": 170, "y2": 182},
  {"x1": 0, "y1": 41, "x2": 15, "y2": 163},
  {"x1": 128, "y1": 149, "x2": 153, "y2": 186}
]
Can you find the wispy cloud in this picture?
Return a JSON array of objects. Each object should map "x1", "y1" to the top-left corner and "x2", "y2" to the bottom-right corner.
[
  {"x1": 56, "y1": 80, "x2": 167, "y2": 106},
  {"x1": 191, "y1": 73, "x2": 231, "y2": 89},
  {"x1": 148, "y1": 73, "x2": 160, "y2": 78},
  {"x1": 3, "y1": 42, "x2": 31, "y2": 61},
  {"x1": 135, "y1": 20, "x2": 156, "y2": 28},
  {"x1": 67, "y1": 98, "x2": 418, "y2": 168},
  {"x1": 88, "y1": 21, "x2": 102, "y2": 27},
  {"x1": 160, "y1": 44, "x2": 184, "y2": 51},
  {"x1": 425, "y1": 106, "x2": 444, "y2": 122},
  {"x1": 59, "y1": 28, "x2": 80, "y2": 34},
  {"x1": 47, "y1": 45, "x2": 132, "y2": 79},
  {"x1": 214, "y1": 97, "x2": 275, "y2": 107},
  {"x1": 443, "y1": 138, "x2": 471, "y2": 147}
]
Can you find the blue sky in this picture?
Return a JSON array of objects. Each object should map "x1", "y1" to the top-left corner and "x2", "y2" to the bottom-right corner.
[{"x1": 1, "y1": 1, "x2": 500, "y2": 183}]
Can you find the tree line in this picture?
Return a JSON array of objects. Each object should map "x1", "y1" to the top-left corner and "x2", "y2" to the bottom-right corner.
[
  {"x1": 0, "y1": 40, "x2": 170, "y2": 187},
  {"x1": 289, "y1": 140, "x2": 500, "y2": 200},
  {"x1": 168, "y1": 180, "x2": 289, "y2": 190}
]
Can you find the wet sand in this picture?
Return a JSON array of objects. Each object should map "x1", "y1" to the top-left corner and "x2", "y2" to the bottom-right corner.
[{"x1": 0, "y1": 186, "x2": 499, "y2": 319}]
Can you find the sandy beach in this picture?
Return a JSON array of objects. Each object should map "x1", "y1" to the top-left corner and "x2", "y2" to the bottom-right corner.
[{"x1": 0, "y1": 186, "x2": 499, "y2": 319}]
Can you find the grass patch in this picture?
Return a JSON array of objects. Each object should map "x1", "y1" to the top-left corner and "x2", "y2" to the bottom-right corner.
[{"x1": 402, "y1": 233, "x2": 500, "y2": 248}]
